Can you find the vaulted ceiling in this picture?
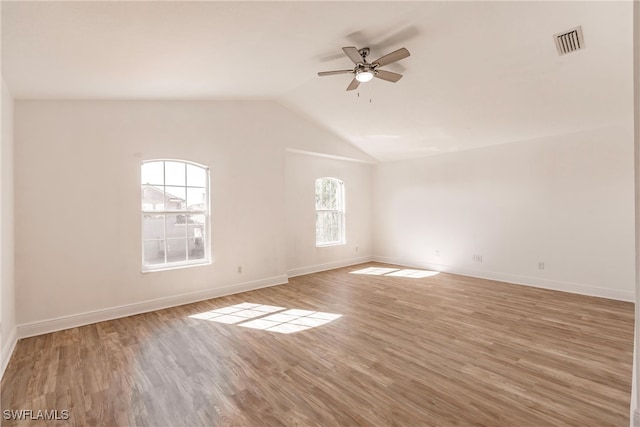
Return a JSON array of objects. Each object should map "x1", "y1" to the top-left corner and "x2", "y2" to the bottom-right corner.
[{"x1": 2, "y1": 1, "x2": 633, "y2": 162}]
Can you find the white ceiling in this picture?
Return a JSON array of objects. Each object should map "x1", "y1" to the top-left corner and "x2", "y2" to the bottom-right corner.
[{"x1": 2, "y1": 1, "x2": 634, "y2": 162}]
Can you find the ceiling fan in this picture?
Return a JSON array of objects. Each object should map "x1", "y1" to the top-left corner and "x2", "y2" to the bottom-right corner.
[{"x1": 317, "y1": 46, "x2": 410, "y2": 91}]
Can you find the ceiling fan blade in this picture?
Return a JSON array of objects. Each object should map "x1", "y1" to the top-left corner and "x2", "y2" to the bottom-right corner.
[
  {"x1": 317, "y1": 70, "x2": 353, "y2": 77},
  {"x1": 372, "y1": 47, "x2": 410, "y2": 67},
  {"x1": 375, "y1": 69, "x2": 403, "y2": 83},
  {"x1": 346, "y1": 78, "x2": 360, "y2": 91},
  {"x1": 342, "y1": 46, "x2": 363, "y2": 64}
]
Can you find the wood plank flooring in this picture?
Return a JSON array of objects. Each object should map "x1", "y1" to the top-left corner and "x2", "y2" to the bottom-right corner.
[{"x1": 1, "y1": 263, "x2": 634, "y2": 426}]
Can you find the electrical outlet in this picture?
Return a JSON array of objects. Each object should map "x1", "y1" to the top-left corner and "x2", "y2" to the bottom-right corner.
[
  {"x1": 435, "y1": 250, "x2": 440, "y2": 256},
  {"x1": 237, "y1": 266, "x2": 242, "y2": 273},
  {"x1": 355, "y1": 246, "x2": 359, "y2": 253},
  {"x1": 473, "y1": 254, "x2": 483, "y2": 263},
  {"x1": 538, "y1": 262, "x2": 545, "y2": 270}
]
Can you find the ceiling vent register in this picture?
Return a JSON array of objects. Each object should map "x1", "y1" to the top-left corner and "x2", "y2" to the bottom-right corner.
[{"x1": 554, "y1": 26, "x2": 584, "y2": 56}]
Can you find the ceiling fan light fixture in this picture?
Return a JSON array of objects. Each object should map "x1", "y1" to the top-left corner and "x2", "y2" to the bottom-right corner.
[{"x1": 356, "y1": 70, "x2": 374, "y2": 83}]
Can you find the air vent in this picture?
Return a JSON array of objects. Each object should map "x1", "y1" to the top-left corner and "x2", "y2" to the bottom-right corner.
[{"x1": 554, "y1": 26, "x2": 584, "y2": 55}]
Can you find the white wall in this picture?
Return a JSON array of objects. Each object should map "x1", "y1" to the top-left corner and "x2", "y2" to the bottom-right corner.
[
  {"x1": 14, "y1": 100, "x2": 371, "y2": 335},
  {"x1": 1, "y1": 78, "x2": 17, "y2": 375},
  {"x1": 373, "y1": 124, "x2": 635, "y2": 301},
  {"x1": 285, "y1": 151, "x2": 372, "y2": 277}
]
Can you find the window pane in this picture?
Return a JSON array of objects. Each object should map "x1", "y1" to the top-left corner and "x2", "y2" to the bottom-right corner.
[
  {"x1": 188, "y1": 214, "x2": 206, "y2": 237},
  {"x1": 166, "y1": 214, "x2": 188, "y2": 238},
  {"x1": 187, "y1": 164, "x2": 207, "y2": 188},
  {"x1": 186, "y1": 187, "x2": 207, "y2": 210},
  {"x1": 143, "y1": 214, "x2": 165, "y2": 240},
  {"x1": 165, "y1": 161, "x2": 186, "y2": 186},
  {"x1": 188, "y1": 238, "x2": 206, "y2": 260},
  {"x1": 164, "y1": 186, "x2": 186, "y2": 210},
  {"x1": 166, "y1": 239, "x2": 187, "y2": 263},
  {"x1": 316, "y1": 211, "x2": 342, "y2": 244},
  {"x1": 142, "y1": 185, "x2": 166, "y2": 211},
  {"x1": 315, "y1": 179, "x2": 324, "y2": 209},
  {"x1": 144, "y1": 240, "x2": 165, "y2": 265},
  {"x1": 141, "y1": 160, "x2": 210, "y2": 270},
  {"x1": 141, "y1": 161, "x2": 164, "y2": 186},
  {"x1": 315, "y1": 179, "x2": 339, "y2": 210}
]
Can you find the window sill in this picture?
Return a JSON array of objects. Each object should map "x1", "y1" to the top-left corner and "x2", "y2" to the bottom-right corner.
[
  {"x1": 316, "y1": 242, "x2": 346, "y2": 248},
  {"x1": 142, "y1": 259, "x2": 211, "y2": 274}
]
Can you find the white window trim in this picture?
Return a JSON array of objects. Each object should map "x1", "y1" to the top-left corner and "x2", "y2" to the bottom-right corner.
[
  {"x1": 141, "y1": 159, "x2": 211, "y2": 273},
  {"x1": 315, "y1": 177, "x2": 346, "y2": 247}
]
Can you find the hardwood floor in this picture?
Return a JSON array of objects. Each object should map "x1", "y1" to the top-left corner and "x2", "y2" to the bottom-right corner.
[{"x1": 1, "y1": 263, "x2": 634, "y2": 426}]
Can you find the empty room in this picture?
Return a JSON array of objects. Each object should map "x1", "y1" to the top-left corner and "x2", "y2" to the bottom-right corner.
[{"x1": 1, "y1": 1, "x2": 639, "y2": 426}]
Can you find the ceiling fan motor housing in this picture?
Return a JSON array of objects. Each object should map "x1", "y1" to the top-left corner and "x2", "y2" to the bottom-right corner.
[
  {"x1": 357, "y1": 64, "x2": 375, "y2": 73},
  {"x1": 358, "y1": 47, "x2": 370, "y2": 62}
]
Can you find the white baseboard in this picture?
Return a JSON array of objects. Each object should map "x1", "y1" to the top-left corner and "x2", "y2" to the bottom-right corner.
[
  {"x1": 372, "y1": 256, "x2": 634, "y2": 302},
  {"x1": 17, "y1": 275, "x2": 289, "y2": 339},
  {"x1": 287, "y1": 256, "x2": 373, "y2": 278},
  {"x1": 1, "y1": 327, "x2": 17, "y2": 380},
  {"x1": 632, "y1": 408, "x2": 640, "y2": 427}
]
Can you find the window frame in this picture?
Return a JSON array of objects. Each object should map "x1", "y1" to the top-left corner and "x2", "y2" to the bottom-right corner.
[
  {"x1": 315, "y1": 177, "x2": 346, "y2": 247},
  {"x1": 141, "y1": 159, "x2": 211, "y2": 273}
]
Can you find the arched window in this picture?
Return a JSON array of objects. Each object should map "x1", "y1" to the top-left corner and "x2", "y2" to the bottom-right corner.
[
  {"x1": 141, "y1": 160, "x2": 210, "y2": 271},
  {"x1": 315, "y1": 177, "x2": 345, "y2": 246}
]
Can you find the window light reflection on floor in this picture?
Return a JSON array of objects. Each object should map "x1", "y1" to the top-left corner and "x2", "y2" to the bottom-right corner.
[
  {"x1": 350, "y1": 267, "x2": 399, "y2": 275},
  {"x1": 189, "y1": 302, "x2": 286, "y2": 325},
  {"x1": 350, "y1": 267, "x2": 439, "y2": 278},
  {"x1": 240, "y1": 309, "x2": 342, "y2": 334},
  {"x1": 386, "y1": 269, "x2": 439, "y2": 278},
  {"x1": 188, "y1": 303, "x2": 342, "y2": 334}
]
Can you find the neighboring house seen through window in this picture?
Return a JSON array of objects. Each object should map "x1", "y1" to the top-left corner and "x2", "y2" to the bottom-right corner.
[
  {"x1": 141, "y1": 160, "x2": 210, "y2": 271},
  {"x1": 315, "y1": 177, "x2": 345, "y2": 246}
]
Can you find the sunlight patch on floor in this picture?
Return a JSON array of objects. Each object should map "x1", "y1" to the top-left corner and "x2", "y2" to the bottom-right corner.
[
  {"x1": 188, "y1": 303, "x2": 287, "y2": 324},
  {"x1": 240, "y1": 309, "x2": 342, "y2": 334},
  {"x1": 189, "y1": 303, "x2": 342, "y2": 334},
  {"x1": 350, "y1": 267, "x2": 439, "y2": 278},
  {"x1": 386, "y1": 269, "x2": 439, "y2": 278},
  {"x1": 350, "y1": 267, "x2": 399, "y2": 275}
]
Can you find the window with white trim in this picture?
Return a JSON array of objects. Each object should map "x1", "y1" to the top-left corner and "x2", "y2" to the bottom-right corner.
[
  {"x1": 315, "y1": 177, "x2": 345, "y2": 246},
  {"x1": 141, "y1": 160, "x2": 210, "y2": 271}
]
